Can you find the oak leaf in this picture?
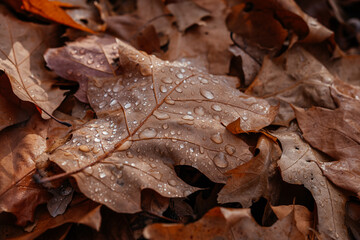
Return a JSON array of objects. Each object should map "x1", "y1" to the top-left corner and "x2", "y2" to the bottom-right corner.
[
  {"x1": 218, "y1": 135, "x2": 281, "y2": 207},
  {"x1": 3, "y1": 0, "x2": 94, "y2": 33},
  {"x1": 143, "y1": 205, "x2": 309, "y2": 240},
  {"x1": 272, "y1": 124, "x2": 348, "y2": 239},
  {"x1": 0, "y1": 115, "x2": 50, "y2": 226},
  {"x1": 294, "y1": 90, "x2": 360, "y2": 197},
  {"x1": 0, "y1": 6, "x2": 66, "y2": 119},
  {"x1": 46, "y1": 38, "x2": 277, "y2": 214},
  {"x1": 44, "y1": 35, "x2": 119, "y2": 103}
]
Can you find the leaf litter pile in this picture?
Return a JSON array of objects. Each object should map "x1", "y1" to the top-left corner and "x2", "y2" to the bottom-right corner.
[{"x1": 0, "y1": 0, "x2": 360, "y2": 239}]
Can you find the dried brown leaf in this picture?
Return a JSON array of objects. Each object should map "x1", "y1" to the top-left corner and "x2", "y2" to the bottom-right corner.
[
  {"x1": 0, "y1": 5, "x2": 66, "y2": 119},
  {"x1": 144, "y1": 206, "x2": 307, "y2": 240},
  {"x1": 218, "y1": 135, "x2": 281, "y2": 207},
  {"x1": 46, "y1": 37, "x2": 276, "y2": 213},
  {"x1": 294, "y1": 90, "x2": 360, "y2": 196},
  {"x1": 0, "y1": 115, "x2": 50, "y2": 226},
  {"x1": 272, "y1": 124, "x2": 349, "y2": 239}
]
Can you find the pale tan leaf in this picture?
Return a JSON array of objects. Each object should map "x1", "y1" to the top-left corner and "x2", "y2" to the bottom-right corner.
[{"x1": 0, "y1": 5, "x2": 66, "y2": 119}]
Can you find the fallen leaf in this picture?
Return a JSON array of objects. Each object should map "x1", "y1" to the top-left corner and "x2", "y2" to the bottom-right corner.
[
  {"x1": 271, "y1": 204, "x2": 313, "y2": 237},
  {"x1": 346, "y1": 200, "x2": 360, "y2": 240},
  {"x1": 0, "y1": 5, "x2": 66, "y2": 119},
  {"x1": 167, "y1": 1, "x2": 210, "y2": 32},
  {"x1": 47, "y1": 184, "x2": 74, "y2": 217},
  {"x1": 272, "y1": 124, "x2": 348, "y2": 239},
  {"x1": 44, "y1": 35, "x2": 119, "y2": 103},
  {"x1": 0, "y1": 74, "x2": 34, "y2": 131},
  {"x1": 294, "y1": 90, "x2": 360, "y2": 196},
  {"x1": 0, "y1": 115, "x2": 50, "y2": 226},
  {"x1": 218, "y1": 135, "x2": 281, "y2": 207},
  {"x1": 245, "y1": 45, "x2": 359, "y2": 125},
  {"x1": 6, "y1": 199, "x2": 101, "y2": 240},
  {"x1": 144, "y1": 206, "x2": 308, "y2": 239},
  {"x1": 45, "y1": 38, "x2": 276, "y2": 214},
  {"x1": 3, "y1": 0, "x2": 95, "y2": 33}
]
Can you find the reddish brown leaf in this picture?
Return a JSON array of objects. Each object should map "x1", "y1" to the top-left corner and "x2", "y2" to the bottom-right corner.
[
  {"x1": 0, "y1": 6, "x2": 66, "y2": 119},
  {"x1": 0, "y1": 115, "x2": 50, "y2": 226},
  {"x1": 45, "y1": 38, "x2": 276, "y2": 213},
  {"x1": 294, "y1": 90, "x2": 360, "y2": 197},
  {"x1": 4, "y1": 0, "x2": 95, "y2": 33},
  {"x1": 144, "y1": 206, "x2": 308, "y2": 239},
  {"x1": 218, "y1": 135, "x2": 281, "y2": 207},
  {"x1": 273, "y1": 124, "x2": 348, "y2": 239}
]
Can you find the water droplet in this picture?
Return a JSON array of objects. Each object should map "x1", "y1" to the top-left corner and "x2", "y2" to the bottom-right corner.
[
  {"x1": 176, "y1": 73, "x2": 184, "y2": 79},
  {"x1": 165, "y1": 97, "x2": 175, "y2": 105},
  {"x1": 194, "y1": 106, "x2": 205, "y2": 116},
  {"x1": 153, "y1": 110, "x2": 170, "y2": 120},
  {"x1": 162, "y1": 123, "x2": 169, "y2": 129},
  {"x1": 182, "y1": 115, "x2": 194, "y2": 121},
  {"x1": 66, "y1": 69, "x2": 73, "y2": 75},
  {"x1": 175, "y1": 87, "x2": 183, "y2": 93},
  {"x1": 94, "y1": 138, "x2": 101, "y2": 143},
  {"x1": 84, "y1": 167, "x2": 93, "y2": 175},
  {"x1": 200, "y1": 89, "x2": 214, "y2": 100},
  {"x1": 213, "y1": 153, "x2": 228, "y2": 168},
  {"x1": 168, "y1": 179, "x2": 177, "y2": 186},
  {"x1": 199, "y1": 146, "x2": 205, "y2": 154},
  {"x1": 99, "y1": 101, "x2": 107, "y2": 109},
  {"x1": 113, "y1": 85, "x2": 121, "y2": 92},
  {"x1": 87, "y1": 59, "x2": 94, "y2": 65},
  {"x1": 99, "y1": 172, "x2": 106, "y2": 178},
  {"x1": 211, "y1": 104, "x2": 222, "y2": 112},
  {"x1": 139, "y1": 128, "x2": 157, "y2": 139},
  {"x1": 201, "y1": 78, "x2": 209, "y2": 84},
  {"x1": 124, "y1": 103, "x2": 132, "y2": 109},
  {"x1": 180, "y1": 68, "x2": 186, "y2": 73},
  {"x1": 161, "y1": 78, "x2": 173, "y2": 84},
  {"x1": 160, "y1": 85, "x2": 168, "y2": 93},
  {"x1": 225, "y1": 144, "x2": 236, "y2": 155},
  {"x1": 109, "y1": 99, "x2": 118, "y2": 106},
  {"x1": 126, "y1": 151, "x2": 134, "y2": 158},
  {"x1": 79, "y1": 145, "x2": 90, "y2": 152},
  {"x1": 210, "y1": 133, "x2": 223, "y2": 144},
  {"x1": 102, "y1": 131, "x2": 109, "y2": 135}
]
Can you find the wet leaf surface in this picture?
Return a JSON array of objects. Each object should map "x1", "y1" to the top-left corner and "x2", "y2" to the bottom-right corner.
[{"x1": 48, "y1": 38, "x2": 276, "y2": 213}]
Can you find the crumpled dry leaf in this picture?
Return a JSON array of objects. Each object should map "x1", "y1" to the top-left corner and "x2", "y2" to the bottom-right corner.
[
  {"x1": 44, "y1": 35, "x2": 119, "y2": 103},
  {"x1": 271, "y1": 205, "x2": 313, "y2": 237},
  {"x1": 227, "y1": 0, "x2": 333, "y2": 50},
  {"x1": 0, "y1": 115, "x2": 50, "y2": 226},
  {"x1": 0, "y1": 5, "x2": 66, "y2": 119},
  {"x1": 144, "y1": 205, "x2": 309, "y2": 239},
  {"x1": 6, "y1": 199, "x2": 101, "y2": 240},
  {"x1": 294, "y1": 90, "x2": 360, "y2": 197},
  {"x1": 46, "y1": 38, "x2": 277, "y2": 214},
  {"x1": 3, "y1": 0, "x2": 94, "y2": 33},
  {"x1": 246, "y1": 45, "x2": 360, "y2": 126},
  {"x1": 167, "y1": 1, "x2": 210, "y2": 32},
  {"x1": 272, "y1": 124, "x2": 348, "y2": 240},
  {"x1": 0, "y1": 74, "x2": 34, "y2": 131},
  {"x1": 218, "y1": 135, "x2": 281, "y2": 207}
]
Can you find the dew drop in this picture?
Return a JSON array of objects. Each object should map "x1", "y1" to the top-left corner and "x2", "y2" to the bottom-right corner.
[
  {"x1": 168, "y1": 179, "x2": 177, "y2": 186},
  {"x1": 160, "y1": 85, "x2": 168, "y2": 93},
  {"x1": 182, "y1": 115, "x2": 194, "y2": 121},
  {"x1": 139, "y1": 128, "x2": 157, "y2": 139},
  {"x1": 175, "y1": 87, "x2": 183, "y2": 93},
  {"x1": 79, "y1": 145, "x2": 90, "y2": 152},
  {"x1": 200, "y1": 89, "x2": 214, "y2": 100},
  {"x1": 225, "y1": 144, "x2": 236, "y2": 155},
  {"x1": 211, "y1": 104, "x2": 222, "y2": 112},
  {"x1": 161, "y1": 78, "x2": 173, "y2": 84},
  {"x1": 153, "y1": 110, "x2": 170, "y2": 120},
  {"x1": 99, "y1": 172, "x2": 106, "y2": 178},
  {"x1": 99, "y1": 101, "x2": 107, "y2": 109},
  {"x1": 201, "y1": 78, "x2": 209, "y2": 84},
  {"x1": 113, "y1": 85, "x2": 121, "y2": 92},
  {"x1": 84, "y1": 167, "x2": 93, "y2": 175},
  {"x1": 102, "y1": 131, "x2": 109, "y2": 135},
  {"x1": 162, "y1": 123, "x2": 169, "y2": 129},
  {"x1": 213, "y1": 153, "x2": 228, "y2": 168},
  {"x1": 87, "y1": 59, "x2": 94, "y2": 65},
  {"x1": 199, "y1": 146, "x2": 205, "y2": 154},
  {"x1": 124, "y1": 103, "x2": 132, "y2": 109},
  {"x1": 66, "y1": 69, "x2": 73, "y2": 75},
  {"x1": 126, "y1": 151, "x2": 134, "y2": 158},
  {"x1": 194, "y1": 106, "x2": 205, "y2": 116},
  {"x1": 165, "y1": 97, "x2": 175, "y2": 105},
  {"x1": 109, "y1": 99, "x2": 118, "y2": 106},
  {"x1": 210, "y1": 133, "x2": 223, "y2": 144},
  {"x1": 176, "y1": 73, "x2": 184, "y2": 79},
  {"x1": 94, "y1": 138, "x2": 101, "y2": 143}
]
